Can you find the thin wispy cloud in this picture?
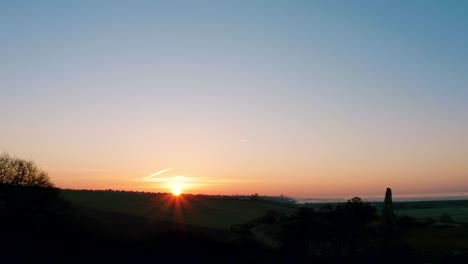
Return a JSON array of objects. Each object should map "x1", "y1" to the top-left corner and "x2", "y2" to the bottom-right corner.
[
  {"x1": 46, "y1": 167, "x2": 108, "y2": 173},
  {"x1": 142, "y1": 168, "x2": 171, "y2": 181}
]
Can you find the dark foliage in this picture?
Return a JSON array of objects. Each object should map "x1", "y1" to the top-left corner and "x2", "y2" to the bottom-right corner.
[
  {"x1": 280, "y1": 197, "x2": 380, "y2": 260},
  {"x1": 0, "y1": 153, "x2": 53, "y2": 188}
]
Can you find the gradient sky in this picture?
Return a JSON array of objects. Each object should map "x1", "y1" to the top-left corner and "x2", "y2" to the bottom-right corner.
[{"x1": 1, "y1": 0, "x2": 467, "y2": 198}]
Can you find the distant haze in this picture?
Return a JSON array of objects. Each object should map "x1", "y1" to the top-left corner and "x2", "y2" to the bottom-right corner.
[{"x1": 1, "y1": 1, "x2": 467, "y2": 198}]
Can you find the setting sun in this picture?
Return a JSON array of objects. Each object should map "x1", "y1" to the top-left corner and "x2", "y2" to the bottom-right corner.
[
  {"x1": 168, "y1": 176, "x2": 190, "y2": 196},
  {"x1": 171, "y1": 183, "x2": 182, "y2": 196},
  {"x1": 172, "y1": 188, "x2": 182, "y2": 196}
]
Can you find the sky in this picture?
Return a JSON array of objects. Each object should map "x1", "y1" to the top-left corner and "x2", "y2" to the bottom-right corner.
[{"x1": 1, "y1": 0, "x2": 467, "y2": 198}]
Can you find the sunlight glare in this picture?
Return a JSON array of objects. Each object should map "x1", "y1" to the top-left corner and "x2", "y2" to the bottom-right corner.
[{"x1": 172, "y1": 183, "x2": 182, "y2": 196}]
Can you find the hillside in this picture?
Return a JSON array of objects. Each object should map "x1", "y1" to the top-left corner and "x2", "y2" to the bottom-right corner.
[{"x1": 60, "y1": 189, "x2": 298, "y2": 230}]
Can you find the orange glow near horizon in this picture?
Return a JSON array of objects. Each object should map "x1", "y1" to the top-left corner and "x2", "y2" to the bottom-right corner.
[
  {"x1": 47, "y1": 161, "x2": 468, "y2": 199},
  {"x1": 50, "y1": 168, "x2": 468, "y2": 199}
]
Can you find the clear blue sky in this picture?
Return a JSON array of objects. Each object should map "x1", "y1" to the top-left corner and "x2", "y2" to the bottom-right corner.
[{"x1": 1, "y1": 0, "x2": 467, "y2": 197}]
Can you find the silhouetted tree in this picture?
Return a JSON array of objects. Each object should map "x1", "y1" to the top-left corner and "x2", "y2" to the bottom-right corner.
[
  {"x1": 0, "y1": 153, "x2": 62, "y2": 236},
  {"x1": 294, "y1": 206, "x2": 316, "y2": 220},
  {"x1": 250, "y1": 193, "x2": 260, "y2": 200},
  {"x1": 0, "y1": 153, "x2": 53, "y2": 188},
  {"x1": 279, "y1": 197, "x2": 380, "y2": 259},
  {"x1": 343, "y1": 197, "x2": 377, "y2": 226}
]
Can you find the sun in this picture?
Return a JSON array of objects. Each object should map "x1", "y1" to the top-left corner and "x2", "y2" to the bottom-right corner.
[
  {"x1": 172, "y1": 188, "x2": 182, "y2": 196},
  {"x1": 171, "y1": 183, "x2": 182, "y2": 196}
]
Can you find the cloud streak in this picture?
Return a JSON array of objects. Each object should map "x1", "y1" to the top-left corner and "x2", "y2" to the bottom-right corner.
[{"x1": 142, "y1": 168, "x2": 171, "y2": 181}]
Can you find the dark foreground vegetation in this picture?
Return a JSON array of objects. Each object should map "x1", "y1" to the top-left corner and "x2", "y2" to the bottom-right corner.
[
  {"x1": 1, "y1": 153, "x2": 468, "y2": 263},
  {"x1": 2, "y1": 186, "x2": 468, "y2": 263}
]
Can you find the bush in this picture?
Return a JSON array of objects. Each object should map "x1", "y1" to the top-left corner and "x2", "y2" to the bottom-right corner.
[{"x1": 440, "y1": 214, "x2": 454, "y2": 226}]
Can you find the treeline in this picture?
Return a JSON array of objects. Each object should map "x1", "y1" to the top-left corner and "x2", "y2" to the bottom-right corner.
[{"x1": 64, "y1": 188, "x2": 295, "y2": 203}]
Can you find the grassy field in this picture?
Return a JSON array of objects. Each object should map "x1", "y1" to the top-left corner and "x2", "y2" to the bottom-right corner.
[
  {"x1": 392, "y1": 200, "x2": 468, "y2": 224},
  {"x1": 60, "y1": 190, "x2": 297, "y2": 230},
  {"x1": 396, "y1": 226, "x2": 468, "y2": 259},
  {"x1": 395, "y1": 207, "x2": 468, "y2": 223}
]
